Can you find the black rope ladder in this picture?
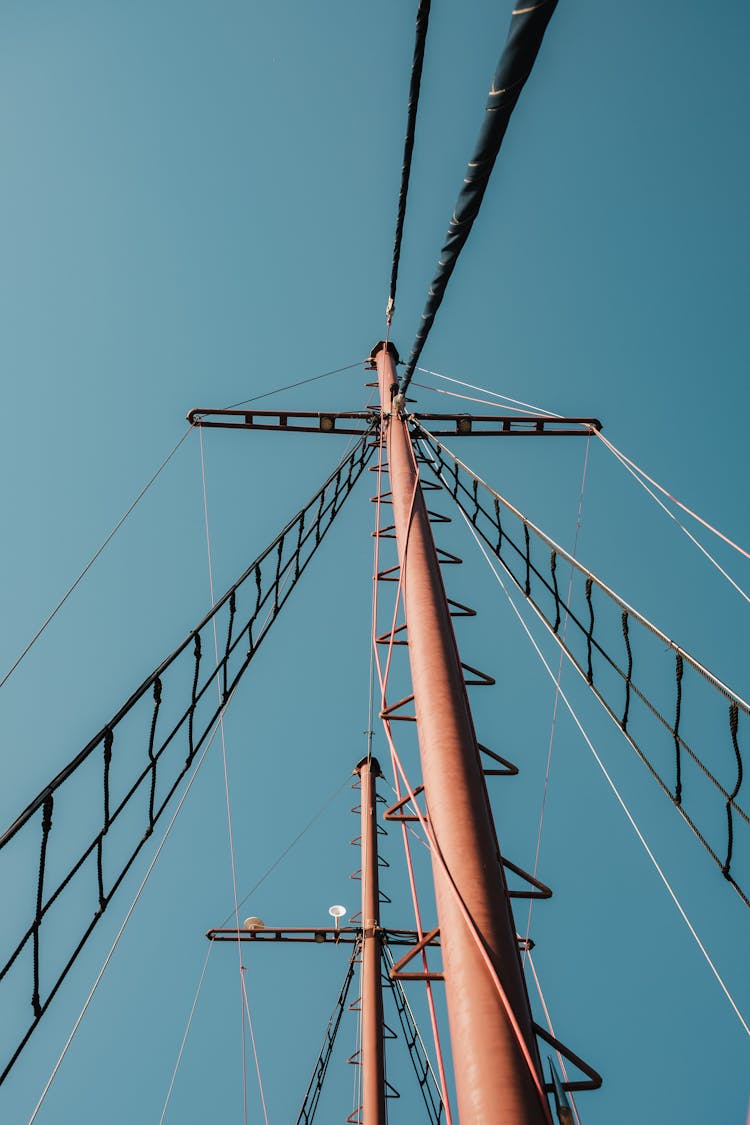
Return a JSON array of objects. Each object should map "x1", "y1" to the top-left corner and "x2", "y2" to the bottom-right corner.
[
  {"x1": 382, "y1": 942, "x2": 445, "y2": 1124},
  {"x1": 297, "y1": 942, "x2": 360, "y2": 1125},
  {"x1": 0, "y1": 433, "x2": 374, "y2": 1085},
  {"x1": 415, "y1": 423, "x2": 750, "y2": 908}
]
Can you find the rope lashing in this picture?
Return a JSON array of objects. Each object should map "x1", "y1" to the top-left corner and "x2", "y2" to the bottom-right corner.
[
  {"x1": 0, "y1": 432, "x2": 374, "y2": 1087},
  {"x1": 400, "y1": 0, "x2": 558, "y2": 391}
]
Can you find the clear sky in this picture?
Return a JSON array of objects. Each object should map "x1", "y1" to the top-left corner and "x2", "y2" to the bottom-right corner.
[{"x1": 1, "y1": 1, "x2": 749, "y2": 1122}]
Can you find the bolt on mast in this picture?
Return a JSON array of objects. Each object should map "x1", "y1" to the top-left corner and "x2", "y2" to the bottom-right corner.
[{"x1": 372, "y1": 340, "x2": 550, "y2": 1124}]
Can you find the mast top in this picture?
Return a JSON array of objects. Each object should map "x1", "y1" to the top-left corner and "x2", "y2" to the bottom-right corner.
[{"x1": 354, "y1": 755, "x2": 384, "y2": 777}]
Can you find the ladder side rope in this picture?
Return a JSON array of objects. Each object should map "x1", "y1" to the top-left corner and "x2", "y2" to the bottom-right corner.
[
  {"x1": 400, "y1": 0, "x2": 559, "y2": 392},
  {"x1": 28, "y1": 703, "x2": 228, "y2": 1122},
  {"x1": 198, "y1": 427, "x2": 249, "y2": 1121},
  {"x1": 159, "y1": 943, "x2": 214, "y2": 1125},
  {"x1": 371, "y1": 427, "x2": 454, "y2": 1122},
  {"x1": 387, "y1": 0, "x2": 432, "y2": 325},
  {"x1": 416, "y1": 428, "x2": 750, "y2": 906},
  {"x1": 0, "y1": 425, "x2": 193, "y2": 693},
  {"x1": 374, "y1": 427, "x2": 553, "y2": 1123},
  {"x1": 460, "y1": 518, "x2": 750, "y2": 1038},
  {"x1": 0, "y1": 434, "x2": 375, "y2": 1087}
]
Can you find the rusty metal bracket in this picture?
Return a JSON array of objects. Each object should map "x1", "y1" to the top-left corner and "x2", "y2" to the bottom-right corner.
[
  {"x1": 502, "y1": 856, "x2": 552, "y2": 900},
  {"x1": 534, "y1": 1023, "x2": 603, "y2": 1092},
  {"x1": 384, "y1": 786, "x2": 426, "y2": 824},
  {"x1": 479, "y1": 743, "x2": 519, "y2": 777}
]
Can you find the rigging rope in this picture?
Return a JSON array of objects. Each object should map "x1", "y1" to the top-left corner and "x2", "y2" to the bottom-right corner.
[
  {"x1": 382, "y1": 942, "x2": 446, "y2": 1123},
  {"x1": 524, "y1": 435, "x2": 590, "y2": 952},
  {"x1": 0, "y1": 360, "x2": 365, "y2": 698},
  {"x1": 0, "y1": 426, "x2": 192, "y2": 693},
  {"x1": 159, "y1": 943, "x2": 214, "y2": 1125},
  {"x1": 594, "y1": 429, "x2": 750, "y2": 563},
  {"x1": 0, "y1": 433, "x2": 374, "y2": 1086},
  {"x1": 400, "y1": 0, "x2": 559, "y2": 392},
  {"x1": 411, "y1": 380, "x2": 546, "y2": 416},
  {"x1": 387, "y1": 0, "x2": 432, "y2": 325},
  {"x1": 225, "y1": 360, "x2": 365, "y2": 411},
  {"x1": 199, "y1": 426, "x2": 249, "y2": 1121},
  {"x1": 416, "y1": 423, "x2": 750, "y2": 906},
  {"x1": 460, "y1": 517, "x2": 750, "y2": 1037},
  {"x1": 220, "y1": 776, "x2": 351, "y2": 927},
  {"x1": 415, "y1": 366, "x2": 559, "y2": 416},
  {"x1": 28, "y1": 706, "x2": 225, "y2": 1122},
  {"x1": 297, "y1": 942, "x2": 360, "y2": 1124},
  {"x1": 595, "y1": 429, "x2": 750, "y2": 604},
  {"x1": 525, "y1": 950, "x2": 582, "y2": 1125},
  {"x1": 242, "y1": 980, "x2": 270, "y2": 1125}
]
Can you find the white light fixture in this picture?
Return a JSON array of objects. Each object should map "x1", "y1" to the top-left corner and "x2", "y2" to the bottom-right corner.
[
  {"x1": 244, "y1": 916, "x2": 264, "y2": 931},
  {"x1": 328, "y1": 904, "x2": 347, "y2": 930}
]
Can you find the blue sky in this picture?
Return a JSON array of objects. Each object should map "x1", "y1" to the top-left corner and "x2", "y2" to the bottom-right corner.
[{"x1": 1, "y1": 1, "x2": 749, "y2": 1122}]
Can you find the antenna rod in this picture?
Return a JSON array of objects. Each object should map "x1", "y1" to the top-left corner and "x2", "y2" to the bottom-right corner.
[
  {"x1": 371, "y1": 341, "x2": 549, "y2": 1124},
  {"x1": 353, "y1": 755, "x2": 387, "y2": 1125}
]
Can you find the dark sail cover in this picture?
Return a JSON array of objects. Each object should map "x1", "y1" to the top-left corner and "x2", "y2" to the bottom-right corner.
[{"x1": 401, "y1": 0, "x2": 558, "y2": 391}]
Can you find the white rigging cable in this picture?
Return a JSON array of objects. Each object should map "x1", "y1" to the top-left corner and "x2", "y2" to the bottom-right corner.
[
  {"x1": 415, "y1": 367, "x2": 562, "y2": 417},
  {"x1": 1, "y1": 358, "x2": 365, "y2": 696},
  {"x1": 593, "y1": 429, "x2": 750, "y2": 563},
  {"x1": 199, "y1": 428, "x2": 269, "y2": 1125},
  {"x1": 594, "y1": 430, "x2": 750, "y2": 604},
  {"x1": 525, "y1": 950, "x2": 582, "y2": 1125},
  {"x1": 159, "y1": 944, "x2": 214, "y2": 1124},
  {"x1": 0, "y1": 426, "x2": 192, "y2": 692},
  {"x1": 415, "y1": 363, "x2": 750, "y2": 602},
  {"x1": 410, "y1": 380, "x2": 545, "y2": 416},
  {"x1": 450, "y1": 495, "x2": 750, "y2": 1038},
  {"x1": 524, "y1": 435, "x2": 590, "y2": 954}
]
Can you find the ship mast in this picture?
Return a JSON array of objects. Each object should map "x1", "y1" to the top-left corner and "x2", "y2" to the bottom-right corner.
[
  {"x1": 353, "y1": 755, "x2": 386, "y2": 1125},
  {"x1": 374, "y1": 340, "x2": 550, "y2": 1124}
]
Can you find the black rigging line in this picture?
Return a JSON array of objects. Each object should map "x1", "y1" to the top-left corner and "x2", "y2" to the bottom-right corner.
[
  {"x1": 387, "y1": 0, "x2": 432, "y2": 324},
  {"x1": 400, "y1": 0, "x2": 558, "y2": 393},
  {"x1": 296, "y1": 942, "x2": 360, "y2": 1125},
  {"x1": 382, "y1": 941, "x2": 445, "y2": 1123},
  {"x1": 414, "y1": 423, "x2": 750, "y2": 908},
  {"x1": 0, "y1": 432, "x2": 374, "y2": 1086}
]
